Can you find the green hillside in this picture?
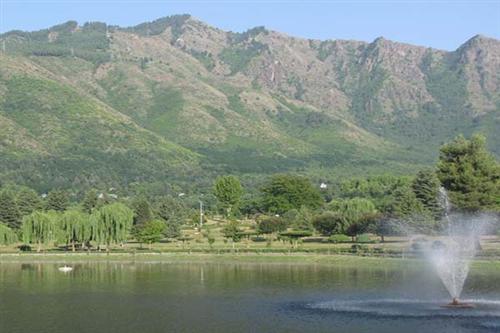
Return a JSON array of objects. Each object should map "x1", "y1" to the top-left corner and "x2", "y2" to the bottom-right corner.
[
  {"x1": 0, "y1": 15, "x2": 498, "y2": 193},
  {"x1": 0, "y1": 54, "x2": 200, "y2": 192}
]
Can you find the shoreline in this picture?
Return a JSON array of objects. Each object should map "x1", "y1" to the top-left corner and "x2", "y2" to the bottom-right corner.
[{"x1": 1, "y1": 252, "x2": 499, "y2": 271}]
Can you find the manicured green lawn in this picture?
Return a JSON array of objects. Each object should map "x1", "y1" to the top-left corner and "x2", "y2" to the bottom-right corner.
[
  {"x1": 1, "y1": 235, "x2": 499, "y2": 255},
  {"x1": 0, "y1": 252, "x2": 498, "y2": 274}
]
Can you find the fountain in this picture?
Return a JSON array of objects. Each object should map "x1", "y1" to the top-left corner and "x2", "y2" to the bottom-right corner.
[
  {"x1": 304, "y1": 188, "x2": 499, "y2": 323},
  {"x1": 429, "y1": 233, "x2": 476, "y2": 309},
  {"x1": 427, "y1": 188, "x2": 483, "y2": 308}
]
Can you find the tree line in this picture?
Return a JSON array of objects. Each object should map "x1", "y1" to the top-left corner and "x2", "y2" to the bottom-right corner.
[
  {"x1": 0, "y1": 134, "x2": 498, "y2": 249},
  {"x1": 213, "y1": 134, "x2": 499, "y2": 243}
]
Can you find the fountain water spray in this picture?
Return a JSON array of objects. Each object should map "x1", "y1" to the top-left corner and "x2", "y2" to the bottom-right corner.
[{"x1": 426, "y1": 188, "x2": 492, "y2": 308}]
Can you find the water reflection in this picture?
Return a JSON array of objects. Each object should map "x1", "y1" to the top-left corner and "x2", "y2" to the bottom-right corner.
[{"x1": 0, "y1": 261, "x2": 498, "y2": 333}]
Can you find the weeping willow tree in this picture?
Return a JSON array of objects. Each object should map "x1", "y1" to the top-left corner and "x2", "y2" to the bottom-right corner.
[
  {"x1": 59, "y1": 210, "x2": 92, "y2": 252},
  {"x1": 0, "y1": 223, "x2": 17, "y2": 246},
  {"x1": 91, "y1": 203, "x2": 133, "y2": 250},
  {"x1": 21, "y1": 211, "x2": 59, "y2": 252}
]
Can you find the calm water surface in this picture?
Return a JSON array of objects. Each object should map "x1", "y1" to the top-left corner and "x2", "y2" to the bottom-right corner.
[{"x1": 0, "y1": 260, "x2": 499, "y2": 333}]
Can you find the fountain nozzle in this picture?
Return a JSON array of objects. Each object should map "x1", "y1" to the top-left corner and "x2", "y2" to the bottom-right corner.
[{"x1": 441, "y1": 298, "x2": 475, "y2": 309}]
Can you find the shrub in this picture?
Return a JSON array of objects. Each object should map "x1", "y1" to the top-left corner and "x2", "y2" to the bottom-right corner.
[
  {"x1": 312, "y1": 212, "x2": 344, "y2": 236},
  {"x1": 411, "y1": 239, "x2": 428, "y2": 251},
  {"x1": 219, "y1": 41, "x2": 268, "y2": 74},
  {"x1": 356, "y1": 233, "x2": 373, "y2": 243},
  {"x1": 251, "y1": 236, "x2": 266, "y2": 242},
  {"x1": 18, "y1": 244, "x2": 32, "y2": 252},
  {"x1": 301, "y1": 237, "x2": 326, "y2": 243},
  {"x1": 178, "y1": 236, "x2": 193, "y2": 243},
  {"x1": 431, "y1": 240, "x2": 445, "y2": 250},
  {"x1": 328, "y1": 234, "x2": 351, "y2": 243},
  {"x1": 257, "y1": 216, "x2": 287, "y2": 235},
  {"x1": 135, "y1": 220, "x2": 165, "y2": 247},
  {"x1": 222, "y1": 220, "x2": 243, "y2": 243},
  {"x1": 279, "y1": 230, "x2": 313, "y2": 238},
  {"x1": 239, "y1": 230, "x2": 258, "y2": 239},
  {"x1": 351, "y1": 244, "x2": 369, "y2": 253}
]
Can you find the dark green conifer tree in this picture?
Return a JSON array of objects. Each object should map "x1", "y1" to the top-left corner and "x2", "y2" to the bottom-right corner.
[
  {"x1": 82, "y1": 189, "x2": 99, "y2": 213},
  {"x1": 0, "y1": 190, "x2": 21, "y2": 229},
  {"x1": 132, "y1": 197, "x2": 153, "y2": 227},
  {"x1": 437, "y1": 135, "x2": 500, "y2": 212},
  {"x1": 45, "y1": 189, "x2": 70, "y2": 212},
  {"x1": 390, "y1": 186, "x2": 426, "y2": 218},
  {"x1": 16, "y1": 187, "x2": 42, "y2": 217},
  {"x1": 412, "y1": 169, "x2": 443, "y2": 219}
]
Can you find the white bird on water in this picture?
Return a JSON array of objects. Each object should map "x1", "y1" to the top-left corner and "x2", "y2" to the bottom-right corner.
[{"x1": 58, "y1": 265, "x2": 73, "y2": 273}]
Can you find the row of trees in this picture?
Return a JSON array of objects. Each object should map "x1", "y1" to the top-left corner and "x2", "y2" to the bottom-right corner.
[
  {"x1": 211, "y1": 170, "x2": 442, "y2": 241},
  {"x1": 213, "y1": 173, "x2": 324, "y2": 217},
  {"x1": 213, "y1": 134, "x2": 499, "y2": 242},
  {"x1": 10, "y1": 203, "x2": 134, "y2": 251},
  {"x1": 0, "y1": 134, "x2": 498, "y2": 249},
  {"x1": 0, "y1": 188, "x2": 70, "y2": 230},
  {"x1": 0, "y1": 182, "x2": 194, "y2": 247}
]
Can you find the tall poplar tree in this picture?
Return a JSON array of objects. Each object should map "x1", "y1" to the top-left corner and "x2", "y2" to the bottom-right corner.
[{"x1": 214, "y1": 175, "x2": 244, "y2": 217}]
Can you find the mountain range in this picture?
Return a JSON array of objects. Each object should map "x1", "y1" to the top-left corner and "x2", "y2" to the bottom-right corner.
[{"x1": 0, "y1": 15, "x2": 498, "y2": 192}]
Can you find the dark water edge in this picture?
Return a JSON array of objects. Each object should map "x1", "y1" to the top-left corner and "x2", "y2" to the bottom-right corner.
[{"x1": 0, "y1": 261, "x2": 499, "y2": 333}]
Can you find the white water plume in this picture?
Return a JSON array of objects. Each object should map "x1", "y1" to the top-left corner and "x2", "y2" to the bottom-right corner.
[
  {"x1": 428, "y1": 234, "x2": 475, "y2": 299},
  {"x1": 425, "y1": 188, "x2": 495, "y2": 300}
]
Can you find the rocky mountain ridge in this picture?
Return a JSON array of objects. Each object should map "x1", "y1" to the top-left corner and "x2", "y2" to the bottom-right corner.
[{"x1": 0, "y1": 15, "x2": 498, "y2": 191}]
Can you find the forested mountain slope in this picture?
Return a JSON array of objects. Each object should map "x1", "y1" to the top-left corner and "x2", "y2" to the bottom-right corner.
[{"x1": 0, "y1": 15, "x2": 498, "y2": 192}]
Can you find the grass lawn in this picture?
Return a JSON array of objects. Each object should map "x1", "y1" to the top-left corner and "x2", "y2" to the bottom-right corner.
[
  {"x1": 1, "y1": 250, "x2": 499, "y2": 273},
  {"x1": 1, "y1": 235, "x2": 498, "y2": 255}
]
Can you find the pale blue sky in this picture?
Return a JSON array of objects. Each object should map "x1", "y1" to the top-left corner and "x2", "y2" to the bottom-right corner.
[{"x1": 1, "y1": 1, "x2": 499, "y2": 50}]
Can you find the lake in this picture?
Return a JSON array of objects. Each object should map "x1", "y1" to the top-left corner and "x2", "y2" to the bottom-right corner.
[{"x1": 0, "y1": 260, "x2": 499, "y2": 332}]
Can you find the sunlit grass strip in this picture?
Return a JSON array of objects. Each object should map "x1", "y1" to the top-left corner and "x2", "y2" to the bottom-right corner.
[{"x1": 0, "y1": 252, "x2": 498, "y2": 271}]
